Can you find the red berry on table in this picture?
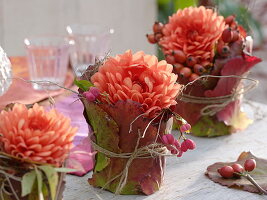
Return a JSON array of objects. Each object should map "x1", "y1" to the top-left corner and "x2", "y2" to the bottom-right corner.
[
  {"x1": 165, "y1": 54, "x2": 176, "y2": 64},
  {"x1": 179, "y1": 67, "x2": 192, "y2": 78},
  {"x1": 153, "y1": 21, "x2": 164, "y2": 33},
  {"x1": 146, "y1": 34, "x2": 156, "y2": 44},
  {"x1": 244, "y1": 159, "x2": 256, "y2": 172},
  {"x1": 218, "y1": 166, "x2": 234, "y2": 178},
  {"x1": 189, "y1": 73, "x2": 199, "y2": 82},
  {"x1": 173, "y1": 63, "x2": 184, "y2": 74},
  {"x1": 155, "y1": 32, "x2": 163, "y2": 42},
  {"x1": 193, "y1": 64, "x2": 205, "y2": 75},
  {"x1": 231, "y1": 163, "x2": 244, "y2": 174},
  {"x1": 173, "y1": 50, "x2": 186, "y2": 63},
  {"x1": 221, "y1": 28, "x2": 233, "y2": 43},
  {"x1": 186, "y1": 56, "x2": 197, "y2": 67}
]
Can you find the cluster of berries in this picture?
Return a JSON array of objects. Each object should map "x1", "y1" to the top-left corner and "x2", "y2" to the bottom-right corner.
[
  {"x1": 83, "y1": 87, "x2": 100, "y2": 102},
  {"x1": 161, "y1": 123, "x2": 196, "y2": 157},
  {"x1": 218, "y1": 158, "x2": 256, "y2": 178},
  {"x1": 217, "y1": 15, "x2": 243, "y2": 58},
  {"x1": 146, "y1": 22, "x2": 204, "y2": 82}
]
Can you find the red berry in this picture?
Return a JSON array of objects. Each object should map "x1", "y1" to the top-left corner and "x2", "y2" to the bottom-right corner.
[
  {"x1": 193, "y1": 64, "x2": 205, "y2": 75},
  {"x1": 181, "y1": 142, "x2": 188, "y2": 152},
  {"x1": 89, "y1": 87, "x2": 100, "y2": 97},
  {"x1": 189, "y1": 73, "x2": 199, "y2": 82},
  {"x1": 186, "y1": 56, "x2": 197, "y2": 67},
  {"x1": 146, "y1": 34, "x2": 156, "y2": 44},
  {"x1": 244, "y1": 159, "x2": 256, "y2": 172},
  {"x1": 155, "y1": 32, "x2": 163, "y2": 42},
  {"x1": 218, "y1": 166, "x2": 234, "y2": 178},
  {"x1": 221, "y1": 28, "x2": 233, "y2": 43},
  {"x1": 162, "y1": 134, "x2": 175, "y2": 145},
  {"x1": 184, "y1": 139, "x2": 196, "y2": 150},
  {"x1": 84, "y1": 92, "x2": 96, "y2": 102},
  {"x1": 165, "y1": 54, "x2": 176, "y2": 64},
  {"x1": 173, "y1": 63, "x2": 183, "y2": 74},
  {"x1": 179, "y1": 67, "x2": 192, "y2": 78},
  {"x1": 231, "y1": 31, "x2": 239, "y2": 42},
  {"x1": 231, "y1": 163, "x2": 244, "y2": 174},
  {"x1": 225, "y1": 15, "x2": 235, "y2": 25},
  {"x1": 153, "y1": 22, "x2": 164, "y2": 33},
  {"x1": 173, "y1": 50, "x2": 186, "y2": 63},
  {"x1": 180, "y1": 123, "x2": 191, "y2": 133}
]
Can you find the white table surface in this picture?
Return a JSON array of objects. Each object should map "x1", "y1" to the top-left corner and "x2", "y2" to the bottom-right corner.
[{"x1": 64, "y1": 101, "x2": 267, "y2": 200}]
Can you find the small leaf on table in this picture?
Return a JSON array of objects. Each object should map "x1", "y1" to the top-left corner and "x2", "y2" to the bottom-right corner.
[{"x1": 206, "y1": 152, "x2": 267, "y2": 194}]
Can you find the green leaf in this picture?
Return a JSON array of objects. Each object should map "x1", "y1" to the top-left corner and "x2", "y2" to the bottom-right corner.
[
  {"x1": 34, "y1": 167, "x2": 43, "y2": 199},
  {"x1": 191, "y1": 116, "x2": 231, "y2": 137},
  {"x1": 95, "y1": 153, "x2": 110, "y2": 172},
  {"x1": 174, "y1": 0, "x2": 198, "y2": 10},
  {"x1": 74, "y1": 79, "x2": 94, "y2": 91},
  {"x1": 38, "y1": 165, "x2": 58, "y2": 200},
  {"x1": 54, "y1": 167, "x2": 77, "y2": 173},
  {"x1": 21, "y1": 170, "x2": 36, "y2": 197}
]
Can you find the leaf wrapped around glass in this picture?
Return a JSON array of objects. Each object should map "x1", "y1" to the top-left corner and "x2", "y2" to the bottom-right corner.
[
  {"x1": 77, "y1": 50, "x2": 195, "y2": 195},
  {"x1": 146, "y1": 6, "x2": 261, "y2": 137},
  {"x1": 0, "y1": 104, "x2": 77, "y2": 200}
]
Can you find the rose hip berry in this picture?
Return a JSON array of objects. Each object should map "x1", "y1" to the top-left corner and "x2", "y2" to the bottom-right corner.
[
  {"x1": 218, "y1": 166, "x2": 234, "y2": 178},
  {"x1": 146, "y1": 34, "x2": 156, "y2": 44},
  {"x1": 244, "y1": 159, "x2": 256, "y2": 172},
  {"x1": 173, "y1": 50, "x2": 186, "y2": 63},
  {"x1": 231, "y1": 163, "x2": 244, "y2": 174}
]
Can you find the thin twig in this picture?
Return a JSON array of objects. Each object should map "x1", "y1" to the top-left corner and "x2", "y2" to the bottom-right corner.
[
  {"x1": 245, "y1": 174, "x2": 267, "y2": 195},
  {"x1": 5, "y1": 175, "x2": 20, "y2": 200}
]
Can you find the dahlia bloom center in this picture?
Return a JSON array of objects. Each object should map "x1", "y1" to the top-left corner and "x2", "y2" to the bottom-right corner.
[
  {"x1": 0, "y1": 104, "x2": 77, "y2": 166},
  {"x1": 91, "y1": 50, "x2": 181, "y2": 116},
  {"x1": 159, "y1": 6, "x2": 225, "y2": 65}
]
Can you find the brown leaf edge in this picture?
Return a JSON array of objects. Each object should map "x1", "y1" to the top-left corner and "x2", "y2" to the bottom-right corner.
[{"x1": 205, "y1": 151, "x2": 267, "y2": 194}]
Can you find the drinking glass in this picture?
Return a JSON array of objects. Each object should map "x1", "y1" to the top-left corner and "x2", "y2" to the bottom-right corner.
[
  {"x1": 66, "y1": 24, "x2": 113, "y2": 77},
  {"x1": 24, "y1": 36, "x2": 70, "y2": 90},
  {"x1": 0, "y1": 46, "x2": 12, "y2": 96}
]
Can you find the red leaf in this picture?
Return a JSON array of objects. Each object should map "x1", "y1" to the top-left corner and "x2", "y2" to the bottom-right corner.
[{"x1": 205, "y1": 55, "x2": 261, "y2": 97}]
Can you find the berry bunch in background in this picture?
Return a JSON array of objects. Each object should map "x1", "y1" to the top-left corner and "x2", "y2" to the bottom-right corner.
[{"x1": 146, "y1": 6, "x2": 249, "y2": 83}]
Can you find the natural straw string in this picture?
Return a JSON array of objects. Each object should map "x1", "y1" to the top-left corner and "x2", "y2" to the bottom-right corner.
[
  {"x1": 178, "y1": 75, "x2": 258, "y2": 116},
  {"x1": 90, "y1": 133, "x2": 169, "y2": 195}
]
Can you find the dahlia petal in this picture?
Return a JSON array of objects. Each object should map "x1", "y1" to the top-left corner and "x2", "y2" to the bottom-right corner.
[{"x1": 29, "y1": 144, "x2": 42, "y2": 152}]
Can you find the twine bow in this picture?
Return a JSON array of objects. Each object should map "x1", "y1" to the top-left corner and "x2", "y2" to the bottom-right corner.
[
  {"x1": 90, "y1": 133, "x2": 168, "y2": 195},
  {"x1": 178, "y1": 75, "x2": 258, "y2": 116}
]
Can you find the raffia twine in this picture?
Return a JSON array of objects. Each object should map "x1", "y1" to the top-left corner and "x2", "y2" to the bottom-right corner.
[
  {"x1": 178, "y1": 75, "x2": 258, "y2": 116},
  {"x1": 90, "y1": 132, "x2": 171, "y2": 195}
]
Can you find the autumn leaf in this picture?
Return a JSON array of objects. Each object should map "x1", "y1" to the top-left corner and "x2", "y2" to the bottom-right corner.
[{"x1": 206, "y1": 152, "x2": 267, "y2": 194}]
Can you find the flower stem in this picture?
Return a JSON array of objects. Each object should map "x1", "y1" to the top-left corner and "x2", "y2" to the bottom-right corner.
[{"x1": 241, "y1": 173, "x2": 267, "y2": 195}]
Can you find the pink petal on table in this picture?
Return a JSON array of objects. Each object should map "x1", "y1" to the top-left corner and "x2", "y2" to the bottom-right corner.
[{"x1": 67, "y1": 137, "x2": 96, "y2": 176}]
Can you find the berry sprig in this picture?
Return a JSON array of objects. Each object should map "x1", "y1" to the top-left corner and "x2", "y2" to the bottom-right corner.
[
  {"x1": 218, "y1": 159, "x2": 267, "y2": 195},
  {"x1": 161, "y1": 123, "x2": 196, "y2": 158},
  {"x1": 83, "y1": 87, "x2": 100, "y2": 102},
  {"x1": 146, "y1": 15, "x2": 247, "y2": 82}
]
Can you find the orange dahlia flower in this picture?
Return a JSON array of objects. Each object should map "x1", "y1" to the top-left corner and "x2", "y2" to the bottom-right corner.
[
  {"x1": 0, "y1": 104, "x2": 77, "y2": 166},
  {"x1": 159, "y1": 6, "x2": 225, "y2": 66},
  {"x1": 91, "y1": 50, "x2": 181, "y2": 116}
]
